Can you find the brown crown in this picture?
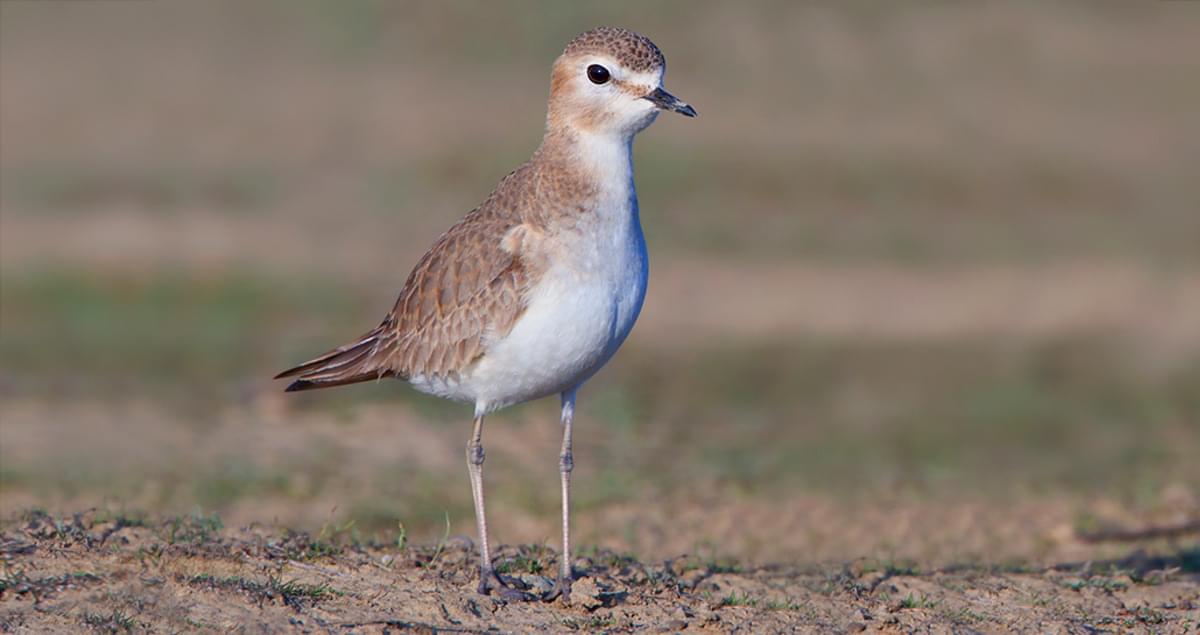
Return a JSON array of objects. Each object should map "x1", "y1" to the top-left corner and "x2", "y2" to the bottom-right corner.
[{"x1": 562, "y1": 27, "x2": 665, "y2": 72}]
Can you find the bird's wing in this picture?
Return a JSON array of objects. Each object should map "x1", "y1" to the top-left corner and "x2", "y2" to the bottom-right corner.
[
  {"x1": 387, "y1": 206, "x2": 534, "y2": 377},
  {"x1": 276, "y1": 205, "x2": 536, "y2": 390}
]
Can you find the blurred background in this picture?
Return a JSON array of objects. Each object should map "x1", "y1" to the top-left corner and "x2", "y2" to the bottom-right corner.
[{"x1": 2, "y1": 1, "x2": 1197, "y2": 565}]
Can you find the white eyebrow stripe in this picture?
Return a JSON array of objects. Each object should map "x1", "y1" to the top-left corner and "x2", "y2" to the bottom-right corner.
[{"x1": 625, "y1": 69, "x2": 663, "y2": 86}]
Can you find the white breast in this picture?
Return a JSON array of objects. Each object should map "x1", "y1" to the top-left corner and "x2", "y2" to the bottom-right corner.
[
  {"x1": 409, "y1": 131, "x2": 648, "y2": 413},
  {"x1": 466, "y1": 203, "x2": 647, "y2": 413}
]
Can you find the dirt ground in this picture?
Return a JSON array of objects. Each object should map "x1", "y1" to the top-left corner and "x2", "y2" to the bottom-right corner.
[{"x1": 1, "y1": 510, "x2": 1196, "y2": 634}]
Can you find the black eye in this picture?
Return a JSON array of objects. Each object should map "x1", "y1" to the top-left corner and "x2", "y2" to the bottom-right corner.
[{"x1": 587, "y1": 64, "x2": 610, "y2": 85}]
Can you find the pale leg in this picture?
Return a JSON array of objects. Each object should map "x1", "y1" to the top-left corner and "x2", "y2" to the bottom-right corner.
[
  {"x1": 466, "y1": 415, "x2": 493, "y2": 592},
  {"x1": 466, "y1": 414, "x2": 533, "y2": 600},
  {"x1": 548, "y1": 390, "x2": 577, "y2": 601}
]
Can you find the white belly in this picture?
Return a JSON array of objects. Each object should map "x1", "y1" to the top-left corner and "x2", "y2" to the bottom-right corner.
[
  {"x1": 409, "y1": 132, "x2": 650, "y2": 412},
  {"x1": 421, "y1": 220, "x2": 648, "y2": 414}
]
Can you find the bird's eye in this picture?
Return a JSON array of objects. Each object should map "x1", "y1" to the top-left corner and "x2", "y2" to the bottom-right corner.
[{"x1": 586, "y1": 64, "x2": 610, "y2": 85}]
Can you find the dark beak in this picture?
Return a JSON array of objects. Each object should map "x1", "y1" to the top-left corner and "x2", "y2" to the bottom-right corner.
[{"x1": 644, "y1": 87, "x2": 697, "y2": 117}]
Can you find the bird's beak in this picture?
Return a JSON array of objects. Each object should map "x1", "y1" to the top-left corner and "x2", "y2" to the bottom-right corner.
[{"x1": 643, "y1": 87, "x2": 697, "y2": 117}]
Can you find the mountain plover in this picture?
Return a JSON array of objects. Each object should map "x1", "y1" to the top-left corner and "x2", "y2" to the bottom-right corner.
[{"x1": 276, "y1": 26, "x2": 695, "y2": 602}]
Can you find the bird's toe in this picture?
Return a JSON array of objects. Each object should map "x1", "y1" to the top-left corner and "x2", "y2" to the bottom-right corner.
[
  {"x1": 477, "y1": 570, "x2": 539, "y2": 603},
  {"x1": 496, "y1": 586, "x2": 538, "y2": 603},
  {"x1": 543, "y1": 574, "x2": 573, "y2": 604}
]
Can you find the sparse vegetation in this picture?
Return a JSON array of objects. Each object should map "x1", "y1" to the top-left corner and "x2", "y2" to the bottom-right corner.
[
  {"x1": 1062, "y1": 577, "x2": 1130, "y2": 593},
  {"x1": 496, "y1": 550, "x2": 550, "y2": 576},
  {"x1": 180, "y1": 573, "x2": 338, "y2": 608},
  {"x1": 764, "y1": 598, "x2": 806, "y2": 611},
  {"x1": 720, "y1": 592, "x2": 758, "y2": 607},
  {"x1": 163, "y1": 511, "x2": 223, "y2": 546},
  {"x1": 898, "y1": 593, "x2": 937, "y2": 610},
  {"x1": 2, "y1": 509, "x2": 1195, "y2": 632},
  {"x1": 80, "y1": 609, "x2": 136, "y2": 633},
  {"x1": 562, "y1": 615, "x2": 616, "y2": 630}
]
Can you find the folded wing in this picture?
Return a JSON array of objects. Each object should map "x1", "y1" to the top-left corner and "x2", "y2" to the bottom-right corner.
[{"x1": 275, "y1": 207, "x2": 532, "y2": 392}]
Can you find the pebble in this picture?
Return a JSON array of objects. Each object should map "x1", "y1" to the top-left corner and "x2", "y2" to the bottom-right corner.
[
  {"x1": 569, "y1": 576, "x2": 605, "y2": 610},
  {"x1": 518, "y1": 573, "x2": 555, "y2": 596}
]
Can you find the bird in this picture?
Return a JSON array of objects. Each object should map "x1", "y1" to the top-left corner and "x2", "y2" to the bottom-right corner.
[{"x1": 275, "y1": 26, "x2": 695, "y2": 602}]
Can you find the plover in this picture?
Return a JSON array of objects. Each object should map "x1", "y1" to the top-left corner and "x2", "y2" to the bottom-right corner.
[{"x1": 276, "y1": 26, "x2": 694, "y2": 602}]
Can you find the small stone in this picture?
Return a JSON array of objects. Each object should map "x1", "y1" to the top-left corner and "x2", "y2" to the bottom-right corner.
[
  {"x1": 846, "y1": 622, "x2": 867, "y2": 633},
  {"x1": 658, "y1": 619, "x2": 688, "y2": 632},
  {"x1": 518, "y1": 574, "x2": 555, "y2": 596},
  {"x1": 568, "y1": 576, "x2": 605, "y2": 610}
]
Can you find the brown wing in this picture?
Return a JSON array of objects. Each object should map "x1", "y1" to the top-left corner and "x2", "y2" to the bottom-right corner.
[
  {"x1": 276, "y1": 206, "x2": 533, "y2": 391},
  {"x1": 387, "y1": 206, "x2": 531, "y2": 377}
]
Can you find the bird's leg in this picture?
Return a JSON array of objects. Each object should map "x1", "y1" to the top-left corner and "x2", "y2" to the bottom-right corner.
[
  {"x1": 545, "y1": 391, "x2": 577, "y2": 602},
  {"x1": 466, "y1": 415, "x2": 493, "y2": 590},
  {"x1": 466, "y1": 414, "x2": 534, "y2": 602}
]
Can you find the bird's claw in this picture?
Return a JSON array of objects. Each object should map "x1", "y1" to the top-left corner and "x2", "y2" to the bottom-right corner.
[
  {"x1": 477, "y1": 570, "x2": 537, "y2": 603},
  {"x1": 542, "y1": 574, "x2": 573, "y2": 604}
]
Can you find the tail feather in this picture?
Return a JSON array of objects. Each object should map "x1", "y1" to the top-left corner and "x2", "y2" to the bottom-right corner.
[{"x1": 275, "y1": 322, "x2": 397, "y2": 392}]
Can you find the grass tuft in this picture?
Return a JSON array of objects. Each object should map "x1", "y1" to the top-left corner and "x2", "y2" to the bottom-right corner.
[
  {"x1": 181, "y1": 573, "x2": 340, "y2": 610},
  {"x1": 898, "y1": 593, "x2": 937, "y2": 609},
  {"x1": 81, "y1": 609, "x2": 136, "y2": 632},
  {"x1": 721, "y1": 592, "x2": 758, "y2": 607},
  {"x1": 162, "y1": 511, "x2": 223, "y2": 546}
]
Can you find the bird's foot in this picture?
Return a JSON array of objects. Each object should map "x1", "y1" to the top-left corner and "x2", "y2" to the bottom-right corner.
[
  {"x1": 477, "y1": 570, "x2": 537, "y2": 603},
  {"x1": 542, "y1": 572, "x2": 573, "y2": 604}
]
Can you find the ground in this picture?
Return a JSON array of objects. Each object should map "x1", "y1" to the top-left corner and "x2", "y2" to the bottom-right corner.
[{"x1": 1, "y1": 510, "x2": 1197, "y2": 633}]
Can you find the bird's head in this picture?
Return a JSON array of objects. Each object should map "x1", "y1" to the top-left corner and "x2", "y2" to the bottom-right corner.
[{"x1": 547, "y1": 27, "x2": 696, "y2": 139}]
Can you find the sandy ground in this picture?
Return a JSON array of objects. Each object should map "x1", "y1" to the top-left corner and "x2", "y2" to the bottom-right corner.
[
  {"x1": 2, "y1": 510, "x2": 1197, "y2": 634},
  {"x1": 2, "y1": 397, "x2": 1196, "y2": 564},
  {"x1": 4, "y1": 398, "x2": 1197, "y2": 632}
]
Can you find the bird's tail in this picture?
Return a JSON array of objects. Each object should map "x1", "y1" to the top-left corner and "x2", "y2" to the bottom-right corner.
[{"x1": 274, "y1": 321, "x2": 397, "y2": 392}]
